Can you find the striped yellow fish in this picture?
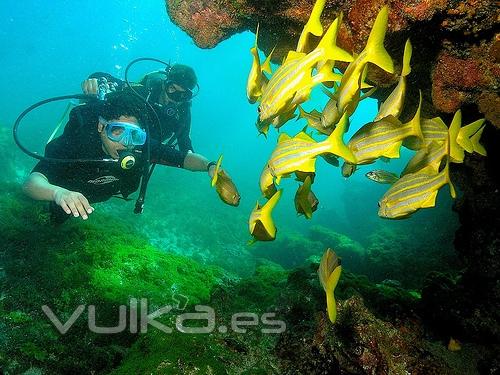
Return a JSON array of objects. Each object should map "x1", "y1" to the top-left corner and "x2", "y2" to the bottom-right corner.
[
  {"x1": 378, "y1": 161, "x2": 456, "y2": 219},
  {"x1": 317, "y1": 248, "x2": 342, "y2": 323},
  {"x1": 374, "y1": 39, "x2": 412, "y2": 121},
  {"x1": 258, "y1": 14, "x2": 352, "y2": 129},
  {"x1": 246, "y1": 24, "x2": 273, "y2": 104},
  {"x1": 259, "y1": 164, "x2": 277, "y2": 199},
  {"x1": 268, "y1": 112, "x2": 355, "y2": 178},
  {"x1": 249, "y1": 189, "x2": 282, "y2": 241},
  {"x1": 335, "y1": 6, "x2": 394, "y2": 116},
  {"x1": 348, "y1": 91, "x2": 423, "y2": 164},
  {"x1": 403, "y1": 116, "x2": 448, "y2": 150},
  {"x1": 401, "y1": 141, "x2": 447, "y2": 176}
]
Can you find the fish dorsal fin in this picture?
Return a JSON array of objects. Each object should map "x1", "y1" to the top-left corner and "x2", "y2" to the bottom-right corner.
[
  {"x1": 211, "y1": 155, "x2": 223, "y2": 187},
  {"x1": 277, "y1": 133, "x2": 292, "y2": 143},
  {"x1": 310, "y1": 109, "x2": 322, "y2": 118},
  {"x1": 383, "y1": 141, "x2": 402, "y2": 159},
  {"x1": 295, "y1": 130, "x2": 316, "y2": 142},
  {"x1": 284, "y1": 50, "x2": 307, "y2": 65}
]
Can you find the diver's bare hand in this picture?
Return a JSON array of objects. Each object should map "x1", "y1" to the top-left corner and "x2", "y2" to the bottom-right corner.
[
  {"x1": 81, "y1": 78, "x2": 99, "y2": 95},
  {"x1": 53, "y1": 188, "x2": 94, "y2": 220}
]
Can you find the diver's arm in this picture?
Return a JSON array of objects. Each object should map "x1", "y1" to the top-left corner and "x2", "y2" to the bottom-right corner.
[
  {"x1": 150, "y1": 140, "x2": 216, "y2": 177},
  {"x1": 182, "y1": 152, "x2": 217, "y2": 177},
  {"x1": 23, "y1": 172, "x2": 94, "y2": 219}
]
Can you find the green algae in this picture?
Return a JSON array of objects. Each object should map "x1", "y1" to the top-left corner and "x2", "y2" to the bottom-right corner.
[{"x1": 0, "y1": 186, "x2": 223, "y2": 373}]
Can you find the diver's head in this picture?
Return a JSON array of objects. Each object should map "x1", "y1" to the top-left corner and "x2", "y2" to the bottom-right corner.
[
  {"x1": 163, "y1": 64, "x2": 199, "y2": 104},
  {"x1": 140, "y1": 63, "x2": 199, "y2": 104},
  {"x1": 98, "y1": 115, "x2": 145, "y2": 159},
  {"x1": 97, "y1": 91, "x2": 148, "y2": 159}
]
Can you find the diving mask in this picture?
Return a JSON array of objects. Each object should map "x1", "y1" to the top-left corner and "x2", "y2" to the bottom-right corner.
[
  {"x1": 165, "y1": 82, "x2": 198, "y2": 103},
  {"x1": 99, "y1": 117, "x2": 147, "y2": 147}
]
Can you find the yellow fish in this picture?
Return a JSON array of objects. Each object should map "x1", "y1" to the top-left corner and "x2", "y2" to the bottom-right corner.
[
  {"x1": 268, "y1": 112, "x2": 355, "y2": 178},
  {"x1": 258, "y1": 14, "x2": 352, "y2": 128},
  {"x1": 317, "y1": 248, "x2": 342, "y2": 323},
  {"x1": 374, "y1": 39, "x2": 412, "y2": 121},
  {"x1": 297, "y1": 105, "x2": 333, "y2": 135},
  {"x1": 211, "y1": 156, "x2": 241, "y2": 206},
  {"x1": 294, "y1": 176, "x2": 319, "y2": 219},
  {"x1": 353, "y1": 91, "x2": 423, "y2": 162},
  {"x1": 296, "y1": 0, "x2": 326, "y2": 53},
  {"x1": 249, "y1": 189, "x2": 282, "y2": 241},
  {"x1": 246, "y1": 24, "x2": 273, "y2": 104},
  {"x1": 401, "y1": 141, "x2": 447, "y2": 176},
  {"x1": 403, "y1": 116, "x2": 448, "y2": 150},
  {"x1": 336, "y1": 6, "x2": 394, "y2": 116},
  {"x1": 348, "y1": 91, "x2": 423, "y2": 164},
  {"x1": 378, "y1": 160, "x2": 456, "y2": 219},
  {"x1": 259, "y1": 164, "x2": 277, "y2": 199},
  {"x1": 341, "y1": 162, "x2": 357, "y2": 177}
]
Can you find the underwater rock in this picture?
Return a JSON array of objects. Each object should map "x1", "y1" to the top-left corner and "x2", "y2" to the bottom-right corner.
[
  {"x1": 165, "y1": 0, "x2": 499, "y2": 125},
  {"x1": 309, "y1": 225, "x2": 366, "y2": 273}
]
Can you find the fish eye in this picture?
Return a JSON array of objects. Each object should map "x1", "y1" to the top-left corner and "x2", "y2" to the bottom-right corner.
[
  {"x1": 377, "y1": 202, "x2": 381, "y2": 207},
  {"x1": 257, "y1": 107, "x2": 261, "y2": 113}
]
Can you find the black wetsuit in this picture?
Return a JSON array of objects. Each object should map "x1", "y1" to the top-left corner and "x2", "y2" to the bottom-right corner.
[
  {"x1": 32, "y1": 100, "x2": 187, "y2": 221},
  {"x1": 88, "y1": 72, "x2": 194, "y2": 153}
]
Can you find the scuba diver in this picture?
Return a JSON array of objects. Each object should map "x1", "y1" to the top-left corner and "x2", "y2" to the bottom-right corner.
[
  {"x1": 81, "y1": 63, "x2": 198, "y2": 153},
  {"x1": 22, "y1": 89, "x2": 224, "y2": 223}
]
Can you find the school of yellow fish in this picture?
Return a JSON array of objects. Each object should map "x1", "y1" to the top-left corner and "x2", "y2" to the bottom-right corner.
[{"x1": 246, "y1": 0, "x2": 487, "y2": 242}]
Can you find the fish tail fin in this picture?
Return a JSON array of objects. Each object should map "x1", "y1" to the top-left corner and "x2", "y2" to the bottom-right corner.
[
  {"x1": 471, "y1": 124, "x2": 487, "y2": 156},
  {"x1": 316, "y1": 13, "x2": 353, "y2": 63},
  {"x1": 296, "y1": 0, "x2": 326, "y2": 52},
  {"x1": 297, "y1": 105, "x2": 307, "y2": 121},
  {"x1": 325, "y1": 113, "x2": 356, "y2": 164},
  {"x1": 211, "y1": 155, "x2": 223, "y2": 187},
  {"x1": 457, "y1": 118, "x2": 485, "y2": 153},
  {"x1": 401, "y1": 39, "x2": 412, "y2": 77},
  {"x1": 404, "y1": 90, "x2": 423, "y2": 140},
  {"x1": 443, "y1": 159, "x2": 456, "y2": 198},
  {"x1": 261, "y1": 46, "x2": 275, "y2": 75},
  {"x1": 263, "y1": 189, "x2": 283, "y2": 214},
  {"x1": 365, "y1": 6, "x2": 394, "y2": 73},
  {"x1": 448, "y1": 110, "x2": 465, "y2": 163}
]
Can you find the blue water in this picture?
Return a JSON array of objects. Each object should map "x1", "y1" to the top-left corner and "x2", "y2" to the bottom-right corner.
[{"x1": 1, "y1": 0, "x2": 458, "y2": 273}]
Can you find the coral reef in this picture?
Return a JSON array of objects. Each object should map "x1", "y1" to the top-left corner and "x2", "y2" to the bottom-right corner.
[{"x1": 165, "y1": 0, "x2": 499, "y2": 125}]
